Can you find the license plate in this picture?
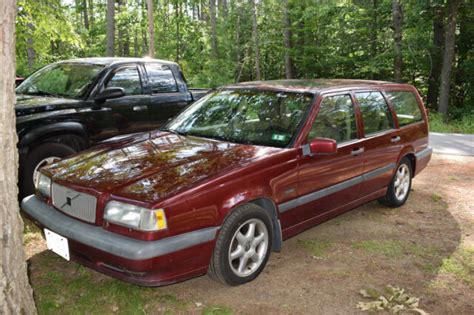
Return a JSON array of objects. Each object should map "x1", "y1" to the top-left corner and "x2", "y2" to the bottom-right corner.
[{"x1": 44, "y1": 229, "x2": 70, "y2": 261}]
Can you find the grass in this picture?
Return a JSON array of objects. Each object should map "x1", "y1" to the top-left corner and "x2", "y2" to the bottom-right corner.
[
  {"x1": 298, "y1": 239, "x2": 333, "y2": 258},
  {"x1": 202, "y1": 305, "x2": 233, "y2": 315},
  {"x1": 429, "y1": 112, "x2": 474, "y2": 134},
  {"x1": 438, "y1": 246, "x2": 474, "y2": 288},
  {"x1": 351, "y1": 240, "x2": 436, "y2": 259},
  {"x1": 430, "y1": 193, "x2": 442, "y2": 202},
  {"x1": 30, "y1": 251, "x2": 237, "y2": 315}
]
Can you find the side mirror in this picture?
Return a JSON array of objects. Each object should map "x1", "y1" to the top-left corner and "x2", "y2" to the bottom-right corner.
[
  {"x1": 309, "y1": 138, "x2": 337, "y2": 155},
  {"x1": 95, "y1": 87, "x2": 125, "y2": 102}
]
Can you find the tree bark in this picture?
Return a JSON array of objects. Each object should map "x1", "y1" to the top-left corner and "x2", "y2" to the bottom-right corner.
[
  {"x1": 106, "y1": 0, "x2": 115, "y2": 57},
  {"x1": 83, "y1": 0, "x2": 89, "y2": 30},
  {"x1": 88, "y1": 0, "x2": 94, "y2": 28},
  {"x1": 0, "y1": 0, "x2": 37, "y2": 313},
  {"x1": 175, "y1": 0, "x2": 181, "y2": 62},
  {"x1": 392, "y1": 0, "x2": 403, "y2": 82},
  {"x1": 26, "y1": 23, "x2": 35, "y2": 71},
  {"x1": 250, "y1": 0, "x2": 261, "y2": 80},
  {"x1": 426, "y1": 3, "x2": 445, "y2": 110},
  {"x1": 438, "y1": 0, "x2": 460, "y2": 116},
  {"x1": 210, "y1": 0, "x2": 218, "y2": 58},
  {"x1": 147, "y1": 0, "x2": 155, "y2": 57},
  {"x1": 283, "y1": 0, "x2": 294, "y2": 79}
]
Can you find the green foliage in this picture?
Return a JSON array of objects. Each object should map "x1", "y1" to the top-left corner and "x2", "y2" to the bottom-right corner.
[
  {"x1": 15, "y1": 0, "x2": 473, "y2": 125},
  {"x1": 429, "y1": 112, "x2": 474, "y2": 134}
]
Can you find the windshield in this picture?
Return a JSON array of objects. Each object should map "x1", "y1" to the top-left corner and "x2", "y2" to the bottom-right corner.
[
  {"x1": 16, "y1": 63, "x2": 104, "y2": 99},
  {"x1": 166, "y1": 89, "x2": 314, "y2": 148}
]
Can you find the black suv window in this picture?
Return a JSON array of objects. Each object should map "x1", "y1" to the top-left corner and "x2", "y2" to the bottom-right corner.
[
  {"x1": 385, "y1": 91, "x2": 423, "y2": 126},
  {"x1": 145, "y1": 64, "x2": 178, "y2": 93},
  {"x1": 309, "y1": 94, "x2": 357, "y2": 143},
  {"x1": 105, "y1": 66, "x2": 143, "y2": 96},
  {"x1": 356, "y1": 91, "x2": 393, "y2": 135}
]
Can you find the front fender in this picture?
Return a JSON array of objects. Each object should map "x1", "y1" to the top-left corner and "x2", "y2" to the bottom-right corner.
[{"x1": 18, "y1": 121, "x2": 87, "y2": 149}]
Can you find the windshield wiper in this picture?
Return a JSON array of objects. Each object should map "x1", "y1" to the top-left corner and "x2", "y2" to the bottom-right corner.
[{"x1": 25, "y1": 90, "x2": 62, "y2": 98}]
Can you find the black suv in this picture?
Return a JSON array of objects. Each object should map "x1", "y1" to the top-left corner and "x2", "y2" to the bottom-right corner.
[{"x1": 16, "y1": 57, "x2": 209, "y2": 197}]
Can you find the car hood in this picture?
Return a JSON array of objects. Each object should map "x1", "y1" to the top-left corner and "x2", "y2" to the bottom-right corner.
[
  {"x1": 15, "y1": 94, "x2": 81, "y2": 116},
  {"x1": 44, "y1": 131, "x2": 279, "y2": 203}
]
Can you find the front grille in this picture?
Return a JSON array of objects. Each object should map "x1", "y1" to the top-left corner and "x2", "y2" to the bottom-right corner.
[{"x1": 52, "y1": 183, "x2": 97, "y2": 223}]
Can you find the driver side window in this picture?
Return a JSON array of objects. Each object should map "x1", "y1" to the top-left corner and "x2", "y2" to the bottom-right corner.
[
  {"x1": 105, "y1": 66, "x2": 143, "y2": 96},
  {"x1": 308, "y1": 94, "x2": 357, "y2": 143}
]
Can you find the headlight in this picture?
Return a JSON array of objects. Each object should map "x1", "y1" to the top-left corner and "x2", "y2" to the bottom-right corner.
[
  {"x1": 103, "y1": 201, "x2": 167, "y2": 231},
  {"x1": 35, "y1": 173, "x2": 52, "y2": 197}
]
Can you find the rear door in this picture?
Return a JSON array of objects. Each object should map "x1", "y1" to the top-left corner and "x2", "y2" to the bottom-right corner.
[
  {"x1": 144, "y1": 63, "x2": 191, "y2": 128},
  {"x1": 280, "y1": 93, "x2": 364, "y2": 229},
  {"x1": 353, "y1": 90, "x2": 401, "y2": 196}
]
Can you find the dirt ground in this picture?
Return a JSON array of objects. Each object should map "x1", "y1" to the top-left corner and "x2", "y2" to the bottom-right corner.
[{"x1": 24, "y1": 154, "x2": 474, "y2": 314}]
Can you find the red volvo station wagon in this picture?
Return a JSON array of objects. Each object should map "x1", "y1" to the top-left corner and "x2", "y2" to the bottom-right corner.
[{"x1": 22, "y1": 79, "x2": 432, "y2": 286}]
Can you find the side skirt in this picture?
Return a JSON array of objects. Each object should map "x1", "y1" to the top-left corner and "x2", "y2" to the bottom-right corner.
[{"x1": 281, "y1": 187, "x2": 387, "y2": 240}]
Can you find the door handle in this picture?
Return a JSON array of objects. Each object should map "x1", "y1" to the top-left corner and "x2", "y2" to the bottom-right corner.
[
  {"x1": 351, "y1": 147, "x2": 365, "y2": 156},
  {"x1": 391, "y1": 136, "x2": 401, "y2": 143},
  {"x1": 133, "y1": 105, "x2": 148, "y2": 112}
]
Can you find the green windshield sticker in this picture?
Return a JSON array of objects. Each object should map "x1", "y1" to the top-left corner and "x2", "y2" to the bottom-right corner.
[{"x1": 271, "y1": 134, "x2": 287, "y2": 141}]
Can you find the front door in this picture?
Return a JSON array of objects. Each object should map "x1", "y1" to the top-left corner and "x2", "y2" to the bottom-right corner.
[
  {"x1": 102, "y1": 65, "x2": 152, "y2": 136},
  {"x1": 280, "y1": 93, "x2": 364, "y2": 230}
]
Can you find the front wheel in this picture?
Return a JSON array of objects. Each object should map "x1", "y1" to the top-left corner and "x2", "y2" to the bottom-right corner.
[
  {"x1": 378, "y1": 157, "x2": 412, "y2": 208},
  {"x1": 208, "y1": 204, "x2": 273, "y2": 286},
  {"x1": 20, "y1": 143, "x2": 76, "y2": 199}
]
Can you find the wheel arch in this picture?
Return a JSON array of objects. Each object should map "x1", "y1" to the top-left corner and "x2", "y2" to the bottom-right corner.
[
  {"x1": 397, "y1": 147, "x2": 416, "y2": 177},
  {"x1": 18, "y1": 122, "x2": 89, "y2": 151},
  {"x1": 221, "y1": 196, "x2": 283, "y2": 253}
]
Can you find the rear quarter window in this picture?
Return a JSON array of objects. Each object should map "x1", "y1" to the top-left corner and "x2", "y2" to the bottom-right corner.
[
  {"x1": 385, "y1": 91, "x2": 423, "y2": 127},
  {"x1": 145, "y1": 64, "x2": 178, "y2": 93}
]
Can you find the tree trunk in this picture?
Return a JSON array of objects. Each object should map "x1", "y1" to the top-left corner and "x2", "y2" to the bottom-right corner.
[
  {"x1": 426, "y1": 3, "x2": 445, "y2": 110},
  {"x1": 235, "y1": 1, "x2": 242, "y2": 81},
  {"x1": 250, "y1": 0, "x2": 261, "y2": 80},
  {"x1": 83, "y1": 0, "x2": 89, "y2": 30},
  {"x1": 392, "y1": 0, "x2": 403, "y2": 82},
  {"x1": 147, "y1": 0, "x2": 155, "y2": 57},
  {"x1": 210, "y1": 0, "x2": 218, "y2": 58},
  {"x1": 218, "y1": 0, "x2": 227, "y2": 17},
  {"x1": 438, "y1": 0, "x2": 460, "y2": 116},
  {"x1": 106, "y1": 0, "x2": 115, "y2": 57},
  {"x1": 26, "y1": 23, "x2": 35, "y2": 71},
  {"x1": 0, "y1": 0, "x2": 37, "y2": 313},
  {"x1": 88, "y1": 0, "x2": 94, "y2": 28},
  {"x1": 283, "y1": 0, "x2": 294, "y2": 79},
  {"x1": 175, "y1": 1, "x2": 181, "y2": 62}
]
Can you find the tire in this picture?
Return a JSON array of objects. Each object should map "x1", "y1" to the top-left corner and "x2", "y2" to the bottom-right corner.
[
  {"x1": 208, "y1": 204, "x2": 273, "y2": 286},
  {"x1": 378, "y1": 157, "x2": 413, "y2": 208},
  {"x1": 20, "y1": 142, "x2": 76, "y2": 199}
]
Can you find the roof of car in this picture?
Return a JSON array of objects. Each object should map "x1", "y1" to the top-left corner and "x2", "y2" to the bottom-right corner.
[
  {"x1": 57, "y1": 57, "x2": 177, "y2": 67},
  {"x1": 225, "y1": 79, "x2": 410, "y2": 93}
]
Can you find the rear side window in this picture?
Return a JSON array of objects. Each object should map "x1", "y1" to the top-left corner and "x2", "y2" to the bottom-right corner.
[
  {"x1": 145, "y1": 64, "x2": 178, "y2": 93},
  {"x1": 356, "y1": 91, "x2": 393, "y2": 135},
  {"x1": 309, "y1": 94, "x2": 357, "y2": 143},
  {"x1": 385, "y1": 91, "x2": 423, "y2": 126}
]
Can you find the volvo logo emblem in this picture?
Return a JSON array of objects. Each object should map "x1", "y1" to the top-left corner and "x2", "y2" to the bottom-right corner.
[{"x1": 61, "y1": 192, "x2": 80, "y2": 208}]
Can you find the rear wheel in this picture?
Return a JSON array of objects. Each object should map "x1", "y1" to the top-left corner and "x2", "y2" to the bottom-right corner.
[
  {"x1": 208, "y1": 204, "x2": 273, "y2": 286},
  {"x1": 20, "y1": 142, "x2": 76, "y2": 199},
  {"x1": 378, "y1": 157, "x2": 412, "y2": 208}
]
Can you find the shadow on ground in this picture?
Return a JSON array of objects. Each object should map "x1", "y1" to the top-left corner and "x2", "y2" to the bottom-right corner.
[{"x1": 26, "y1": 156, "x2": 473, "y2": 314}]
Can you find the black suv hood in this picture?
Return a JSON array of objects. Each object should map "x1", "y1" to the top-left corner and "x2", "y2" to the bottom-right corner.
[{"x1": 15, "y1": 94, "x2": 82, "y2": 117}]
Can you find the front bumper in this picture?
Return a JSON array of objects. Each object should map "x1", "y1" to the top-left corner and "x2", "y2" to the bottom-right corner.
[{"x1": 21, "y1": 195, "x2": 218, "y2": 286}]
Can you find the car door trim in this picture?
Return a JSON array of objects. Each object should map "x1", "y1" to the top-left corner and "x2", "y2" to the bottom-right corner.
[{"x1": 278, "y1": 163, "x2": 396, "y2": 213}]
